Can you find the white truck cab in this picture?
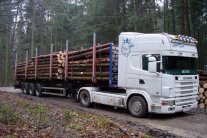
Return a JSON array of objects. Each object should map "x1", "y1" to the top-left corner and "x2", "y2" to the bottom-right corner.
[{"x1": 78, "y1": 32, "x2": 198, "y2": 117}]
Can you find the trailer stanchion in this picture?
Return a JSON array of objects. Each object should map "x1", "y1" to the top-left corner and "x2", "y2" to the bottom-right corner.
[
  {"x1": 25, "y1": 51, "x2": 28, "y2": 80},
  {"x1": 50, "y1": 44, "x2": 53, "y2": 80},
  {"x1": 65, "y1": 40, "x2": 69, "y2": 81},
  {"x1": 15, "y1": 53, "x2": 17, "y2": 80},
  {"x1": 35, "y1": 48, "x2": 38, "y2": 80},
  {"x1": 92, "y1": 33, "x2": 97, "y2": 83}
]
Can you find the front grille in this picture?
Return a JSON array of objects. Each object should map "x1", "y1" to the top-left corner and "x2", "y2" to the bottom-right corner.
[
  {"x1": 175, "y1": 96, "x2": 197, "y2": 106},
  {"x1": 175, "y1": 80, "x2": 198, "y2": 97},
  {"x1": 174, "y1": 79, "x2": 198, "y2": 106},
  {"x1": 180, "y1": 86, "x2": 193, "y2": 90},
  {"x1": 180, "y1": 82, "x2": 193, "y2": 85}
]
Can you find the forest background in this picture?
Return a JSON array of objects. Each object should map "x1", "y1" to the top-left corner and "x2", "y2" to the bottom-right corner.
[{"x1": 0, "y1": 0, "x2": 206, "y2": 86}]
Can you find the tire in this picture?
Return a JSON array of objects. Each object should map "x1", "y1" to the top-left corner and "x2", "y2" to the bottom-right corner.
[
  {"x1": 23, "y1": 83, "x2": 29, "y2": 95},
  {"x1": 127, "y1": 96, "x2": 148, "y2": 117},
  {"x1": 21, "y1": 83, "x2": 25, "y2": 93},
  {"x1": 79, "y1": 90, "x2": 91, "y2": 107},
  {"x1": 29, "y1": 83, "x2": 36, "y2": 96},
  {"x1": 35, "y1": 83, "x2": 42, "y2": 97}
]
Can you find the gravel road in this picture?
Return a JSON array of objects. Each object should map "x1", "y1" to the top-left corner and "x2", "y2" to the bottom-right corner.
[{"x1": 1, "y1": 87, "x2": 207, "y2": 138}]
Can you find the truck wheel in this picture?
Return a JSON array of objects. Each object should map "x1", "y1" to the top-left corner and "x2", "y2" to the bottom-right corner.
[
  {"x1": 79, "y1": 90, "x2": 91, "y2": 107},
  {"x1": 35, "y1": 83, "x2": 42, "y2": 97},
  {"x1": 23, "y1": 83, "x2": 30, "y2": 95},
  {"x1": 128, "y1": 96, "x2": 147, "y2": 117},
  {"x1": 29, "y1": 83, "x2": 36, "y2": 96},
  {"x1": 21, "y1": 83, "x2": 25, "y2": 93}
]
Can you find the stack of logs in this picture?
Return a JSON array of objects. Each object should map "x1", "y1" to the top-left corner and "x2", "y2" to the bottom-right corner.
[
  {"x1": 198, "y1": 70, "x2": 207, "y2": 109},
  {"x1": 16, "y1": 52, "x2": 66, "y2": 80},
  {"x1": 65, "y1": 43, "x2": 118, "y2": 81},
  {"x1": 57, "y1": 51, "x2": 65, "y2": 79},
  {"x1": 16, "y1": 43, "x2": 118, "y2": 82}
]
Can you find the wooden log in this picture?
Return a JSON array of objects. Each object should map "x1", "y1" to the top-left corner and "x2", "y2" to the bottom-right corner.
[
  {"x1": 68, "y1": 63, "x2": 109, "y2": 67},
  {"x1": 58, "y1": 63, "x2": 62, "y2": 67},
  {"x1": 58, "y1": 67, "x2": 64, "y2": 74},
  {"x1": 199, "y1": 93, "x2": 204, "y2": 99},
  {"x1": 60, "y1": 55, "x2": 65, "y2": 60},
  {"x1": 68, "y1": 71, "x2": 109, "y2": 76},
  {"x1": 204, "y1": 91, "x2": 207, "y2": 97},
  {"x1": 67, "y1": 47, "x2": 110, "y2": 61},
  {"x1": 199, "y1": 81, "x2": 207, "y2": 86},
  {"x1": 203, "y1": 83, "x2": 207, "y2": 89},
  {"x1": 67, "y1": 76, "x2": 109, "y2": 81},
  {"x1": 58, "y1": 59, "x2": 64, "y2": 64},
  {"x1": 200, "y1": 99, "x2": 204, "y2": 103},
  {"x1": 31, "y1": 52, "x2": 60, "y2": 59},
  {"x1": 19, "y1": 72, "x2": 56, "y2": 76},
  {"x1": 66, "y1": 43, "x2": 111, "y2": 57},
  {"x1": 37, "y1": 56, "x2": 58, "y2": 60},
  {"x1": 57, "y1": 74, "x2": 63, "y2": 80},
  {"x1": 59, "y1": 51, "x2": 63, "y2": 55},
  {"x1": 204, "y1": 99, "x2": 207, "y2": 105},
  {"x1": 199, "y1": 103, "x2": 205, "y2": 109},
  {"x1": 199, "y1": 87, "x2": 205, "y2": 94},
  {"x1": 37, "y1": 60, "x2": 59, "y2": 64},
  {"x1": 69, "y1": 58, "x2": 110, "y2": 64},
  {"x1": 37, "y1": 64, "x2": 60, "y2": 68},
  {"x1": 68, "y1": 66, "x2": 109, "y2": 72},
  {"x1": 57, "y1": 54, "x2": 61, "y2": 58}
]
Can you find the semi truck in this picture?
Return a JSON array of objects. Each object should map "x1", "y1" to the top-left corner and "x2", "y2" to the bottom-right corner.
[{"x1": 14, "y1": 32, "x2": 199, "y2": 117}]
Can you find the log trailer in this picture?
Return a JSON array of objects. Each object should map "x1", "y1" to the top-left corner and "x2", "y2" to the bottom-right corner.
[{"x1": 14, "y1": 32, "x2": 199, "y2": 117}]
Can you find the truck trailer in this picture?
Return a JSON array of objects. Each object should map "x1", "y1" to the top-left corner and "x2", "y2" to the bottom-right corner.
[{"x1": 14, "y1": 32, "x2": 199, "y2": 117}]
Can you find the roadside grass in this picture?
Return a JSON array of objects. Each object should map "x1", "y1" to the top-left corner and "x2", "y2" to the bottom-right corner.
[
  {"x1": 0, "y1": 103, "x2": 19, "y2": 125},
  {"x1": 27, "y1": 104, "x2": 50, "y2": 129},
  {"x1": 63, "y1": 109, "x2": 129, "y2": 137}
]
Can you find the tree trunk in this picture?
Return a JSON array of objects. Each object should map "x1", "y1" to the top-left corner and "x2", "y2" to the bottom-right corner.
[
  {"x1": 181, "y1": 0, "x2": 185, "y2": 34},
  {"x1": 164, "y1": 0, "x2": 169, "y2": 32},
  {"x1": 171, "y1": 0, "x2": 176, "y2": 34},
  {"x1": 151, "y1": 0, "x2": 157, "y2": 32},
  {"x1": 31, "y1": 2, "x2": 35, "y2": 58}
]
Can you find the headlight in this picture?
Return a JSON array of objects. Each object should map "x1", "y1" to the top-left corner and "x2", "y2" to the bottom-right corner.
[{"x1": 162, "y1": 100, "x2": 175, "y2": 106}]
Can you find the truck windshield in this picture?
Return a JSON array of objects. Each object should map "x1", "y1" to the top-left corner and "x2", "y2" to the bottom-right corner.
[{"x1": 162, "y1": 56, "x2": 196, "y2": 75}]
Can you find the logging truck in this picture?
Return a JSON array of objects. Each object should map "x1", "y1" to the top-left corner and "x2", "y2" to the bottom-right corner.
[{"x1": 14, "y1": 32, "x2": 199, "y2": 117}]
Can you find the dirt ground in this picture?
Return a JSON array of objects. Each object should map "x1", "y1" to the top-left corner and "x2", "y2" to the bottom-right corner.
[{"x1": 0, "y1": 87, "x2": 207, "y2": 138}]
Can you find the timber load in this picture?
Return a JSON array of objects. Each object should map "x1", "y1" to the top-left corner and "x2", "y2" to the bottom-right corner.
[
  {"x1": 15, "y1": 43, "x2": 118, "y2": 87},
  {"x1": 197, "y1": 70, "x2": 207, "y2": 109}
]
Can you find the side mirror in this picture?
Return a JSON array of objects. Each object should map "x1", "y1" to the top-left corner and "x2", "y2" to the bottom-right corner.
[
  {"x1": 148, "y1": 57, "x2": 157, "y2": 73},
  {"x1": 148, "y1": 56, "x2": 156, "y2": 62}
]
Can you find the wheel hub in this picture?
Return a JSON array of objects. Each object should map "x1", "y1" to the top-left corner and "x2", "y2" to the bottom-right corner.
[
  {"x1": 82, "y1": 94, "x2": 88, "y2": 104},
  {"x1": 132, "y1": 101, "x2": 142, "y2": 113}
]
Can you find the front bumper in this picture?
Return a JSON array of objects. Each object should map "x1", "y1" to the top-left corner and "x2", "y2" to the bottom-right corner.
[
  {"x1": 161, "y1": 102, "x2": 197, "y2": 113},
  {"x1": 150, "y1": 102, "x2": 198, "y2": 114},
  {"x1": 150, "y1": 96, "x2": 198, "y2": 114}
]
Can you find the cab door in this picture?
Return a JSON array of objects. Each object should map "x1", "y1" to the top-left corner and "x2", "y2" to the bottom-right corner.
[{"x1": 139, "y1": 54, "x2": 162, "y2": 96}]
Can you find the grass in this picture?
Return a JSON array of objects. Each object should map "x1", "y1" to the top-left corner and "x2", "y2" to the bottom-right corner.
[
  {"x1": 27, "y1": 104, "x2": 50, "y2": 129},
  {"x1": 0, "y1": 104, "x2": 19, "y2": 125},
  {"x1": 63, "y1": 108, "x2": 116, "y2": 135}
]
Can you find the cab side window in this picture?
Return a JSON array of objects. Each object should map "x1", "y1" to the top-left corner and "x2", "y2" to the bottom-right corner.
[
  {"x1": 142, "y1": 54, "x2": 161, "y2": 72},
  {"x1": 142, "y1": 55, "x2": 149, "y2": 70}
]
